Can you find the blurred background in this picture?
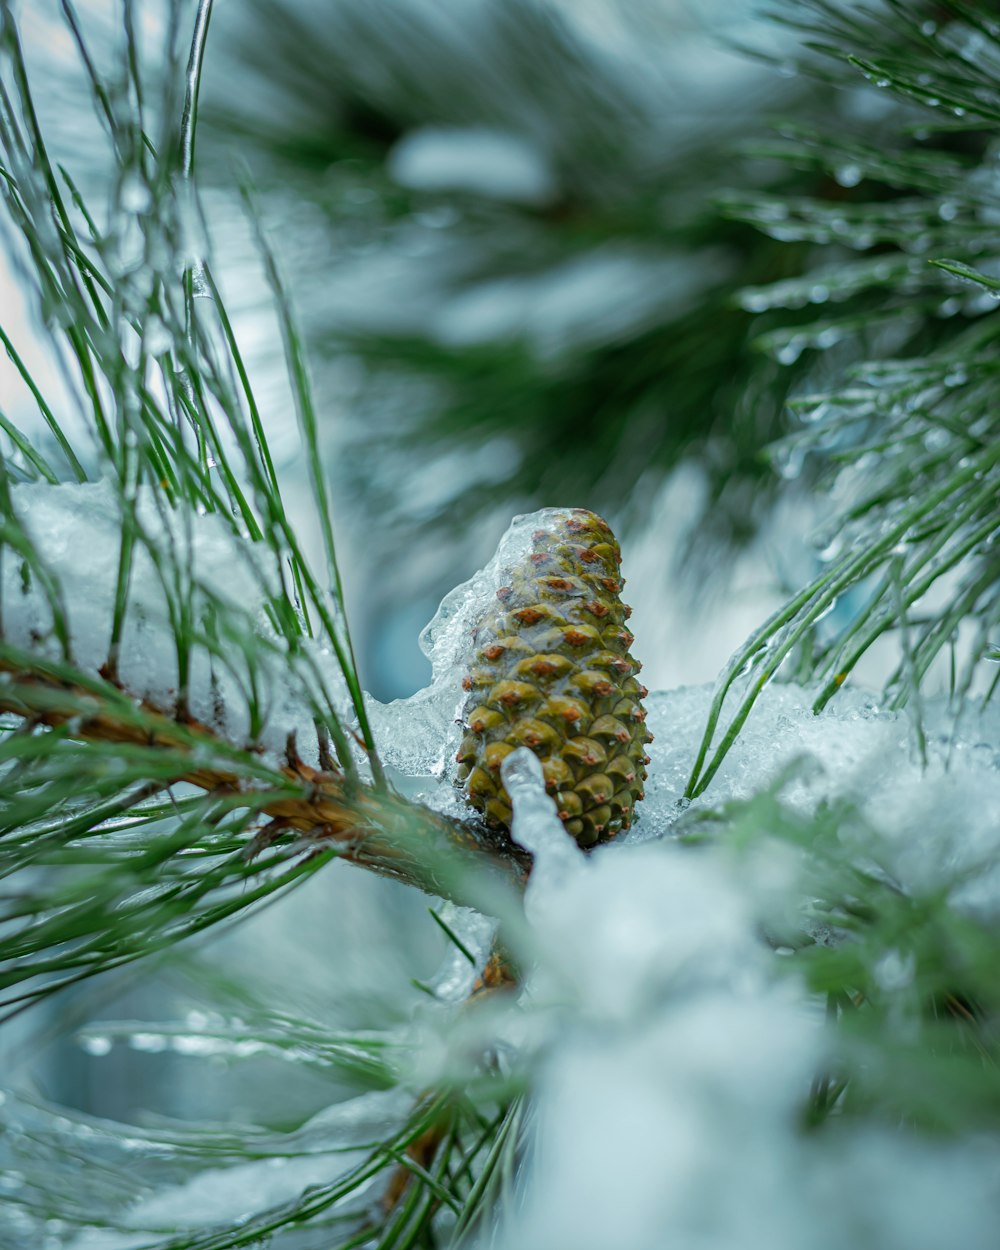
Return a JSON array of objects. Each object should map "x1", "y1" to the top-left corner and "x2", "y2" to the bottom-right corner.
[{"x1": 195, "y1": 0, "x2": 826, "y2": 702}]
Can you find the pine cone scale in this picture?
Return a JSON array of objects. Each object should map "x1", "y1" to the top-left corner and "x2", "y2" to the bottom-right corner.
[{"x1": 456, "y1": 508, "x2": 651, "y2": 849}]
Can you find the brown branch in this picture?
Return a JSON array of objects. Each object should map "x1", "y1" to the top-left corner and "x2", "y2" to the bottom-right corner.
[{"x1": 0, "y1": 660, "x2": 530, "y2": 907}]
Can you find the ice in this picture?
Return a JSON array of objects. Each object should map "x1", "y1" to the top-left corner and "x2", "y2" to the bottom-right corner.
[
  {"x1": 490, "y1": 704, "x2": 1000, "y2": 1250},
  {"x1": 5, "y1": 491, "x2": 1000, "y2": 1249},
  {"x1": 388, "y1": 126, "x2": 556, "y2": 206},
  {"x1": 368, "y1": 507, "x2": 559, "y2": 784},
  {"x1": 425, "y1": 901, "x2": 497, "y2": 1003},
  {"x1": 366, "y1": 511, "x2": 1000, "y2": 1249},
  {"x1": 502, "y1": 747, "x2": 582, "y2": 902},
  {"x1": 431, "y1": 246, "x2": 716, "y2": 360},
  {"x1": 0, "y1": 480, "x2": 353, "y2": 766},
  {"x1": 370, "y1": 510, "x2": 1000, "y2": 920},
  {"x1": 634, "y1": 682, "x2": 1000, "y2": 918}
]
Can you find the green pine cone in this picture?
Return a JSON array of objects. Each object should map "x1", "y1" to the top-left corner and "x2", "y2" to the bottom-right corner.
[{"x1": 455, "y1": 508, "x2": 652, "y2": 849}]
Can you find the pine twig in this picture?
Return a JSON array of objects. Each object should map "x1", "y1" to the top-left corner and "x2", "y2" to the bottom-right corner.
[{"x1": 0, "y1": 657, "x2": 530, "y2": 906}]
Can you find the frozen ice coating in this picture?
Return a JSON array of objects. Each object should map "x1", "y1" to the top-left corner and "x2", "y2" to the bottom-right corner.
[
  {"x1": 368, "y1": 507, "x2": 551, "y2": 780},
  {"x1": 0, "y1": 481, "x2": 354, "y2": 765},
  {"x1": 5, "y1": 489, "x2": 1000, "y2": 1249},
  {"x1": 493, "y1": 787, "x2": 1000, "y2": 1250},
  {"x1": 426, "y1": 901, "x2": 498, "y2": 1003},
  {"x1": 638, "y1": 682, "x2": 1000, "y2": 918},
  {"x1": 501, "y1": 747, "x2": 582, "y2": 878},
  {"x1": 388, "y1": 126, "x2": 557, "y2": 206}
]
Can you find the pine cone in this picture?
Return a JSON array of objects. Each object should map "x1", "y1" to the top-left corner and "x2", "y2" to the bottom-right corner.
[{"x1": 455, "y1": 509, "x2": 651, "y2": 848}]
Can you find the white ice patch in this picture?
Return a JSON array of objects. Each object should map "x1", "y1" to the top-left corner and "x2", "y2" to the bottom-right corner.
[
  {"x1": 388, "y1": 126, "x2": 557, "y2": 206},
  {"x1": 638, "y1": 682, "x2": 1000, "y2": 920},
  {"x1": 368, "y1": 506, "x2": 574, "y2": 784},
  {"x1": 0, "y1": 480, "x2": 353, "y2": 766},
  {"x1": 494, "y1": 711, "x2": 1000, "y2": 1250},
  {"x1": 431, "y1": 246, "x2": 716, "y2": 360}
]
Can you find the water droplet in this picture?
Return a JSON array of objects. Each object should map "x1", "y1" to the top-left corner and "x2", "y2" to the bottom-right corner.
[
  {"x1": 800, "y1": 401, "x2": 830, "y2": 425},
  {"x1": 189, "y1": 261, "x2": 212, "y2": 299},
  {"x1": 82, "y1": 1034, "x2": 113, "y2": 1056},
  {"x1": 129, "y1": 1031, "x2": 168, "y2": 1053},
  {"x1": 808, "y1": 284, "x2": 830, "y2": 304},
  {"x1": 776, "y1": 340, "x2": 804, "y2": 365},
  {"x1": 922, "y1": 427, "x2": 949, "y2": 451},
  {"x1": 774, "y1": 444, "x2": 805, "y2": 478},
  {"x1": 938, "y1": 201, "x2": 958, "y2": 221},
  {"x1": 835, "y1": 164, "x2": 862, "y2": 188},
  {"x1": 813, "y1": 596, "x2": 838, "y2": 624},
  {"x1": 739, "y1": 291, "x2": 771, "y2": 313},
  {"x1": 121, "y1": 172, "x2": 152, "y2": 214},
  {"x1": 816, "y1": 532, "x2": 844, "y2": 563}
]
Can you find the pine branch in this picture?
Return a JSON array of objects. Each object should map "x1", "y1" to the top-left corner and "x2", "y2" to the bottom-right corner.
[{"x1": 0, "y1": 650, "x2": 529, "y2": 901}]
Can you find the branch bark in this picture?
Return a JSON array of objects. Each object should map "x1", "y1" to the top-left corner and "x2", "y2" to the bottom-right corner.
[{"x1": 0, "y1": 657, "x2": 530, "y2": 908}]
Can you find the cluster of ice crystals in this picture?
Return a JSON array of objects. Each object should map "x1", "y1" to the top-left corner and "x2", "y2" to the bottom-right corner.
[
  {"x1": 368, "y1": 507, "x2": 577, "y2": 784},
  {"x1": 493, "y1": 707, "x2": 1000, "y2": 1250},
  {"x1": 7, "y1": 491, "x2": 1000, "y2": 1248},
  {"x1": 1, "y1": 481, "x2": 356, "y2": 767}
]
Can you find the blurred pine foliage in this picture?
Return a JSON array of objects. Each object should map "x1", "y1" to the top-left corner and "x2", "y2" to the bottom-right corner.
[
  {"x1": 206, "y1": 0, "x2": 999, "y2": 710},
  {"x1": 204, "y1": 0, "x2": 821, "y2": 559}
]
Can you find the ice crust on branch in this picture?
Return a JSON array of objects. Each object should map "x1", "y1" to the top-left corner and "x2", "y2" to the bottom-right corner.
[
  {"x1": 5, "y1": 496, "x2": 999, "y2": 1248},
  {"x1": 7, "y1": 489, "x2": 998, "y2": 911},
  {"x1": 494, "y1": 695, "x2": 1000, "y2": 1250},
  {"x1": 1, "y1": 481, "x2": 353, "y2": 763},
  {"x1": 369, "y1": 507, "x2": 564, "y2": 785}
]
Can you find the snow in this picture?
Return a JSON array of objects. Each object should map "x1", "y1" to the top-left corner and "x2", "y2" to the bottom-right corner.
[
  {"x1": 370, "y1": 513, "x2": 1000, "y2": 1249},
  {"x1": 490, "y1": 713, "x2": 1000, "y2": 1250},
  {"x1": 388, "y1": 127, "x2": 557, "y2": 206},
  {"x1": 431, "y1": 246, "x2": 717, "y2": 359},
  {"x1": 0, "y1": 480, "x2": 354, "y2": 766},
  {"x1": 5, "y1": 498, "x2": 1000, "y2": 1247},
  {"x1": 371, "y1": 508, "x2": 1000, "y2": 917}
]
